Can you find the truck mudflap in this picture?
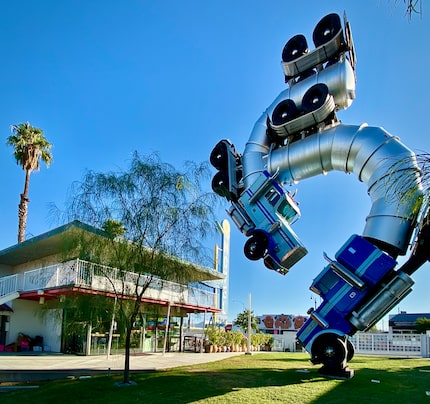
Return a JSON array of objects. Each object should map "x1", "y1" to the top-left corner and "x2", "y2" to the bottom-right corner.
[{"x1": 263, "y1": 243, "x2": 308, "y2": 275}]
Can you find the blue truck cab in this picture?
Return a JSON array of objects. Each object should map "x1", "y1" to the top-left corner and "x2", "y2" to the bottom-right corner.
[
  {"x1": 295, "y1": 234, "x2": 416, "y2": 367},
  {"x1": 228, "y1": 170, "x2": 307, "y2": 275}
]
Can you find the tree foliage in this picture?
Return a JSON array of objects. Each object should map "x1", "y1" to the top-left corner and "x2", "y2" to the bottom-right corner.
[
  {"x1": 415, "y1": 317, "x2": 430, "y2": 334},
  {"x1": 65, "y1": 151, "x2": 216, "y2": 267},
  {"x1": 59, "y1": 151, "x2": 217, "y2": 384},
  {"x1": 233, "y1": 309, "x2": 259, "y2": 334},
  {"x1": 7, "y1": 122, "x2": 52, "y2": 171}
]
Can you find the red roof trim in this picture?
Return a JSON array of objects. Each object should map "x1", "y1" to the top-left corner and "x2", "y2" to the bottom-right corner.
[{"x1": 18, "y1": 287, "x2": 220, "y2": 314}]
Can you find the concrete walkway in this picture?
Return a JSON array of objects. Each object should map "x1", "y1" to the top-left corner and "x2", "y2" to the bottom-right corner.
[{"x1": 0, "y1": 351, "x2": 244, "y2": 382}]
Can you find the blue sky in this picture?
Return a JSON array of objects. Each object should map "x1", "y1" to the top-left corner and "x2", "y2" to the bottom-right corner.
[{"x1": 0, "y1": 1, "x2": 428, "y2": 327}]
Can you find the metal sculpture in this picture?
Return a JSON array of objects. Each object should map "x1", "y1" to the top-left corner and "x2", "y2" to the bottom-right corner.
[{"x1": 210, "y1": 12, "x2": 430, "y2": 378}]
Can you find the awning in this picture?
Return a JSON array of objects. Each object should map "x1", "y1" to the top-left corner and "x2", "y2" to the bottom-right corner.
[{"x1": 0, "y1": 303, "x2": 13, "y2": 313}]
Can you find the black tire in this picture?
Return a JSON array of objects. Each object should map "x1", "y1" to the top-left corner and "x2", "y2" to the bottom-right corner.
[
  {"x1": 272, "y1": 99, "x2": 298, "y2": 126},
  {"x1": 210, "y1": 142, "x2": 228, "y2": 170},
  {"x1": 282, "y1": 34, "x2": 309, "y2": 63},
  {"x1": 301, "y1": 83, "x2": 329, "y2": 113},
  {"x1": 311, "y1": 333, "x2": 347, "y2": 367},
  {"x1": 346, "y1": 339, "x2": 355, "y2": 362},
  {"x1": 211, "y1": 170, "x2": 229, "y2": 196},
  {"x1": 244, "y1": 232, "x2": 268, "y2": 261},
  {"x1": 313, "y1": 13, "x2": 342, "y2": 48}
]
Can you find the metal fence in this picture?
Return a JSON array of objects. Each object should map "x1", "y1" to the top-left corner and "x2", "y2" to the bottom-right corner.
[
  {"x1": 0, "y1": 274, "x2": 19, "y2": 297},
  {"x1": 2, "y1": 259, "x2": 216, "y2": 310},
  {"x1": 349, "y1": 333, "x2": 424, "y2": 357}
]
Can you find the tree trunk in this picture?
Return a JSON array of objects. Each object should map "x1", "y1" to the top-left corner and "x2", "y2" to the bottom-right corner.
[
  {"x1": 18, "y1": 170, "x2": 31, "y2": 243},
  {"x1": 123, "y1": 324, "x2": 132, "y2": 384},
  {"x1": 123, "y1": 308, "x2": 139, "y2": 384}
]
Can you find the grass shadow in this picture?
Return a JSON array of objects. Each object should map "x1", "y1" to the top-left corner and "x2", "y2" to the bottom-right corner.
[{"x1": 2, "y1": 354, "x2": 430, "y2": 403}]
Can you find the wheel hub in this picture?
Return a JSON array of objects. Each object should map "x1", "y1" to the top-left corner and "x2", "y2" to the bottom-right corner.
[{"x1": 324, "y1": 346, "x2": 335, "y2": 357}]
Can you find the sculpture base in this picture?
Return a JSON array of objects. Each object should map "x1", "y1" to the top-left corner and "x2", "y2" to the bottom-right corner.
[{"x1": 318, "y1": 365, "x2": 354, "y2": 380}]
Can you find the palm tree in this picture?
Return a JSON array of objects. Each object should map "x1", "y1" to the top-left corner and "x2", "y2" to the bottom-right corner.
[{"x1": 7, "y1": 122, "x2": 52, "y2": 243}]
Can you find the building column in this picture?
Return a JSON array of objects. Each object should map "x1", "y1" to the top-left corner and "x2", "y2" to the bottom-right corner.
[
  {"x1": 179, "y1": 316, "x2": 184, "y2": 352},
  {"x1": 163, "y1": 302, "x2": 171, "y2": 355},
  {"x1": 85, "y1": 322, "x2": 92, "y2": 356}
]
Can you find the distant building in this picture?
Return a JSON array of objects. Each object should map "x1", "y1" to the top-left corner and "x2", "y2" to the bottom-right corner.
[
  {"x1": 254, "y1": 313, "x2": 308, "y2": 352},
  {"x1": 389, "y1": 312, "x2": 430, "y2": 334},
  {"x1": 257, "y1": 314, "x2": 307, "y2": 334}
]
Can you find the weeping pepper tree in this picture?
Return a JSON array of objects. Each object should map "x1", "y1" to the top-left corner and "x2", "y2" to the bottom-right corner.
[{"x1": 62, "y1": 152, "x2": 217, "y2": 384}]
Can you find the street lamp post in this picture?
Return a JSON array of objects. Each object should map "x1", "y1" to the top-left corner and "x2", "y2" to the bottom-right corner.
[
  {"x1": 232, "y1": 296, "x2": 252, "y2": 355},
  {"x1": 246, "y1": 292, "x2": 252, "y2": 355}
]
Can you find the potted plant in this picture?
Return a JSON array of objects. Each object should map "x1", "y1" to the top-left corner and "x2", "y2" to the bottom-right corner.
[
  {"x1": 241, "y1": 335, "x2": 248, "y2": 352},
  {"x1": 203, "y1": 338, "x2": 211, "y2": 353},
  {"x1": 264, "y1": 334, "x2": 274, "y2": 351},
  {"x1": 205, "y1": 325, "x2": 218, "y2": 353},
  {"x1": 224, "y1": 330, "x2": 234, "y2": 352},
  {"x1": 232, "y1": 330, "x2": 243, "y2": 352},
  {"x1": 218, "y1": 330, "x2": 227, "y2": 352},
  {"x1": 251, "y1": 333, "x2": 259, "y2": 351}
]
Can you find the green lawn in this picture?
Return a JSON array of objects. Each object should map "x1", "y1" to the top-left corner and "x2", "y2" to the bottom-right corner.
[{"x1": 2, "y1": 353, "x2": 430, "y2": 403}]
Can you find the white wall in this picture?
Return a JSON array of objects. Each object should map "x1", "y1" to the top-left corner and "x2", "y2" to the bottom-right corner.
[
  {"x1": 8, "y1": 299, "x2": 62, "y2": 352},
  {"x1": 0, "y1": 264, "x2": 12, "y2": 277},
  {"x1": 272, "y1": 331, "x2": 298, "y2": 352}
]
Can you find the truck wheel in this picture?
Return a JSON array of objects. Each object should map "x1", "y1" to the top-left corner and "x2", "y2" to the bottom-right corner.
[
  {"x1": 210, "y1": 142, "x2": 228, "y2": 170},
  {"x1": 282, "y1": 34, "x2": 308, "y2": 63},
  {"x1": 311, "y1": 333, "x2": 347, "y2": 367},
  {"x1": 244, "y1": 233, "x2": 268, "y2": 261},
  {"x1": 346, "y1": 339, "x2": 355, "y2": 362},
  {"x1": 301, "y1": 83, "x2": 329, "y2": 113},
  {"x1": 272, "y1": 99, "x2": 298, "y2": 126},
  {"x1": 312, "y1": 13, "x2": 342, "y2": 48},
  {"x1": 211, "y1": 171, "x2": 229, "y2": 197}
]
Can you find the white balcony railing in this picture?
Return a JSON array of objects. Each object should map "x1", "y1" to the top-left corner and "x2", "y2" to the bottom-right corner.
[
  {"x1": 6, "y1": 259, "x2": 216, "y2": 310},
  {"x1": 0, "y1": 274, "x2": 20, "y2": 300}
]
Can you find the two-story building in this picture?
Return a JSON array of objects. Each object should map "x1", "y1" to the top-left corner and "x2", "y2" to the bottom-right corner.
[{"x1": 0, "y1": 220, "x2": 224, "y2": 354}]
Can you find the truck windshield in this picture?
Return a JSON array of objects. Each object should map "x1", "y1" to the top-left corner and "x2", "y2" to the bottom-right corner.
[
  {"x1": 265, "y1": 188, "x2": 281, "y2": 206},
  {"x1": 277, "y1": 198, "x2": 299, "y2": 224}
]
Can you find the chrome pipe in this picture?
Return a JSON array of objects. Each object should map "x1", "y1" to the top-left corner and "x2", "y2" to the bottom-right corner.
[
  {"x1": 349, "y1": 271, "x2": 414, "y2": 331},
  {"x1": 243, "y1": 122, "x2": 422, "y2": 255},
  {"x1": 242, "y1": 57, "x2": 355, "y2": 187}
]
